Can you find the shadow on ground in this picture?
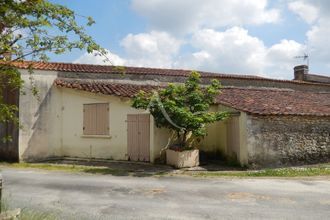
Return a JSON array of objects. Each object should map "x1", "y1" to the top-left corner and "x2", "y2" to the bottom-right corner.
[
  {"x1": 37, "y1": 158, "x2": 247, "y2": 177},
  {"x1": 198, "y1": 160, "x2": 247, "y2": 171},
  {"x1": 45, "y1": 159, "x2": 174, "y2": 177}
]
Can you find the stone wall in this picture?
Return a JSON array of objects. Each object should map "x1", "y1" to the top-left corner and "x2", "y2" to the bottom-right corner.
[{"x1": 246, "y1": 115, "x2": 330, "y2": 167}]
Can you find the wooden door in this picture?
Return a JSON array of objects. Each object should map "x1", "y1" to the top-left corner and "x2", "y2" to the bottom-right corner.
[
  {"x1": 127, "y1": 114, "x2": 150, "y2": 162},
  {"x1": 0, "y1": 86, "x2": 19, "y2": 162}
]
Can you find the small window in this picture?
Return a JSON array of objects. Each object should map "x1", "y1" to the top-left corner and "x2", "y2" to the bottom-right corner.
[{"x1": 83, "y1": 103, "x2": 109, "y2": 135}]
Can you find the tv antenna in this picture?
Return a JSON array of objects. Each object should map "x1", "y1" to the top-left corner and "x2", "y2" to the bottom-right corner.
[{"x1": 294, "y1": 53, "x2": 309, "y2": 67}]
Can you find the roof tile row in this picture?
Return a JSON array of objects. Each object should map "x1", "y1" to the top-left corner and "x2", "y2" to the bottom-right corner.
[
  {"x1": 54, "y1": 78, "x2": 330, "y2": 116},
  {"x1": 9, "y1": 61, "x2": 330, "y2": 86}
]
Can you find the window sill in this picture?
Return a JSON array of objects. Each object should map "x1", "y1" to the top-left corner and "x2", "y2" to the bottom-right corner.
[{"x1": 81, "y1": 135, "x2": 112, "y2": 139}]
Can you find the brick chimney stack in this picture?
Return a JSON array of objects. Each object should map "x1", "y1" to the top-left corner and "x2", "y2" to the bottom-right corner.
[{"x1": 294, "y1": 65, "x2": 308, "y2": 81}]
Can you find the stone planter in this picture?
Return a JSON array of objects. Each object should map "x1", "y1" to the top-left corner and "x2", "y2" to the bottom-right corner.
[{"x1": 166, "y1": 149, "x2": 199, "y2": 168}]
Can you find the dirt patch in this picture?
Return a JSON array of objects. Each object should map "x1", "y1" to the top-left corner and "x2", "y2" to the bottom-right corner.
[{"x1": 227, "y1": 192, "x2": 271, "y2": 202}]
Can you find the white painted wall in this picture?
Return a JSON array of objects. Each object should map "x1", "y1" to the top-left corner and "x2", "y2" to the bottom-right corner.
[
  {"x1": 19, "y1": 69, "x2": 60, "y2": 161},
  {"x1": 18, "y1": 70, "x2": 148, "y2": 161},
  {"x1": 59, "y1": 88, "x2": 147, "y2": 160},
  {"x1": 152, "y1": 104, "x2": 232, "y2": 161},
  {"x1": 200, "y1": 105, "x2": 228, "y2": 154},
  {"x1": 57, "y1": 90, "x2": 239, "y2": 162},
  {"x1": 152, "y1": 126, "x2": 173, "y2": 162}
]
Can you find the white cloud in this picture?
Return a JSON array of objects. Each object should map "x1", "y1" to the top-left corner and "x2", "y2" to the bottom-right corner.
[
  {"x1": 307, "y1": 19, "x2": 330, "y2": 64},
  {"x1": 74, "y1": 50, "x2": 126, "y2": 66},
  {"x1": 75, "y1": 31, "x2": 181, "y2": 69},
  {"x1": 288, "y1": 1, "x2": 330, "y2": 73},
  {"x1": 176, "y1": 27, "x2": 267, "y2": 75},
  {"x1": 175, "y1": 27, "x2": 306, "y2": 79},
  {"x1": 288, "y1": 1, "x2": 319, "y2": 24},
  {"x1": 131, "y1": 0, "x2": 280, "y2": 35},
  {"x1": 75, "y1": 27, "x2": 308, "y2": 79},
  {"x1": 120, "y1": 31, "x2": 181, "y2": 67},
  {"x1": 300, "y1": 0, "x2": 330, "y2": 17},
  {"x1": 265, "y1": 40, "x2": 306, "y2": 78},
  {"x1": 76, "y1": 0, "x2": 330, "y2": 79}
]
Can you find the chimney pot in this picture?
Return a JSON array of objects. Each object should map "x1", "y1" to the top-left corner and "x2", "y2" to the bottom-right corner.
[{"x1": 294, "y1": 65, "x2": 308, "y2": 81}]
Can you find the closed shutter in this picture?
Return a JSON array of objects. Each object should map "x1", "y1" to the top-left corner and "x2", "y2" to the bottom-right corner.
[
  {"x1": 83, "y1": 103, "x2": 109, "y2": 135},
  {"x1": 96, "y1": 103, "x2": 109, "y2": 135}
]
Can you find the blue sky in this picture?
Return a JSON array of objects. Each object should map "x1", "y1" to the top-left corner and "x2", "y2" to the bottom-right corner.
[{"x1": 49, "y1": 0, "x2": 330, "y2": 79}]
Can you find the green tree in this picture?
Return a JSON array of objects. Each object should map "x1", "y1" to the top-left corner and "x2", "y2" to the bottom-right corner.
[
  {"x1": 132, "y1": 71, "x2": 228, "y2": 150},
  {"x1": 0, "y1": 0, "x2": 107, "y2": 142}
]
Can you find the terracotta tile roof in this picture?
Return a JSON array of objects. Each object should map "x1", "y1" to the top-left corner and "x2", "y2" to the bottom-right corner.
[
  {"x1": 216, "y1": 88, "x2": 330, "y2": 116},
  {"x1": 9, "y1": 61, "x2": 263, "y2": 79},
  {"x1": 54, "y1": 78, "x2": 157, "y2": 97},
  {"x1": 8, "y1": 61, "x2": 330, "y2": 86},
  {"x1": 54, "y1": 78, "x2": 330, "y2": 116}
]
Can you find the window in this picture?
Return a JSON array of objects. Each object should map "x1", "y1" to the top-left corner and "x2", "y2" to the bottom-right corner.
[{"x1": 83, "y1": 103, "x2": 109, "y2": 135}]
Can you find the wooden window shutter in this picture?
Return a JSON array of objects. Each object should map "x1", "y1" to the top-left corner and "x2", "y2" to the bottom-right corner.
[
  {"x1": 83, "y1": 103, "x2": 109, "y2": 135},
  {"x1": 96, "y1": 103, "x2": 109, "y2": 135}
]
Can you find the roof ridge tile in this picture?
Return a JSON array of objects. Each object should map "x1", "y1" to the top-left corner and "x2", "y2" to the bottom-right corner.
[{"x1": 6, "y1": 60, "x2": 329, "y2": 87}]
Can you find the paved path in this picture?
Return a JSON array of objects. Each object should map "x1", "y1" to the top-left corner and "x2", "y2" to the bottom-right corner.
[{"x1": 1, "y1": 168, "x2": 330, "y2": 220}]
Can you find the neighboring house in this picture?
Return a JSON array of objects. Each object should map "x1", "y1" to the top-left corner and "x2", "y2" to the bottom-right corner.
[{"x1": 0, "y1": 62, "x2": 329, "y2": 167}]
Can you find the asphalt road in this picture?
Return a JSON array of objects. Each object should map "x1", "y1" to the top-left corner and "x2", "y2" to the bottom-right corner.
[{"x1": 1, "y1": 168, "x2": 330, "y2": 220}]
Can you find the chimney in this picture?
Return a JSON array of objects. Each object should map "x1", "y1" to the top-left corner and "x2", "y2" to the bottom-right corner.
[{"x1": 294, "y1": 65, "x2": 308, "y2": 81}]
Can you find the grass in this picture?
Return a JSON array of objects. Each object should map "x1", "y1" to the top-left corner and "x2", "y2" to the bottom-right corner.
[
  {"x1": 0, "y1": 162, "x2": 330, "y2": 178},
  {"x1": 1, "y1": 197, "x2": 56, "y2": 220},
  {"x1": 0, "y1": 162, "x2": 127, "y2": 175},
  {"x1": 0, "y1": 209, "x2": 56, "y2": 220},
  {"x1": 184, "y1": 166, "x2": 330, "y2": 178},
  {"x1": 1, "y1": 195, "x2": 106, "y2": 220},
  {"x1": 19, "y1": 209, "x2": 57, "y2": 220},
  {"x1": 0, "y1": 162, "x2": 163, "y2": 177}
]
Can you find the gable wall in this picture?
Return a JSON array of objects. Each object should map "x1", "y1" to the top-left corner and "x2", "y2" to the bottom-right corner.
[{"x1": 19, "y1": 69, "x2": 60, "y2": 161}]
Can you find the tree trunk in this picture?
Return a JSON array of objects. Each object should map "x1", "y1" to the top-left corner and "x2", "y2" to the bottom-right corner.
[{"x1": 182, "y1": 130, "x2": 188, "y2": 147}]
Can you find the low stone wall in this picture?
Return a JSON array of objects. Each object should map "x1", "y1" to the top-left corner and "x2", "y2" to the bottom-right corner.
[{"x1": 246, "y1": 115, "x2": 330, "y2": 167}]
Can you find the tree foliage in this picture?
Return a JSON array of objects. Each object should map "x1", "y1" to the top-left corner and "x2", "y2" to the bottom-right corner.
[
  {"x1": 0, "y1": 0, "x2": 107, "y2": 61},
  {"x1": 132, "y1": 71, "x2": 228, "y2": 150},
  {"x1": 0, "y1": 0, "x2": 107, "y2": 141}
]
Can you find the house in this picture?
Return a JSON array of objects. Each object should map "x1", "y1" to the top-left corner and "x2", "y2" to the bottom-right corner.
[{"x1": 0, "y1": 62, "x2": 329, "y2": 167}]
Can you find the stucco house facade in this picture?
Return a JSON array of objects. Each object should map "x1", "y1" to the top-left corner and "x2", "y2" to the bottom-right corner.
[{"x1": 0, "y1": 62, "x2": 329, "y2": 167}]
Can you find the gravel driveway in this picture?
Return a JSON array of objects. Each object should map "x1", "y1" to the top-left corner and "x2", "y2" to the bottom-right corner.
[{"x1": 1, "y1": 168, "x2": 330, "y2": 220}]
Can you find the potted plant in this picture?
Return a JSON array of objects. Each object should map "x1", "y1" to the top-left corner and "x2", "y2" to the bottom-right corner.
[{"x1": 132, "y1": 71, "x2": 228, "y2": 168}]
